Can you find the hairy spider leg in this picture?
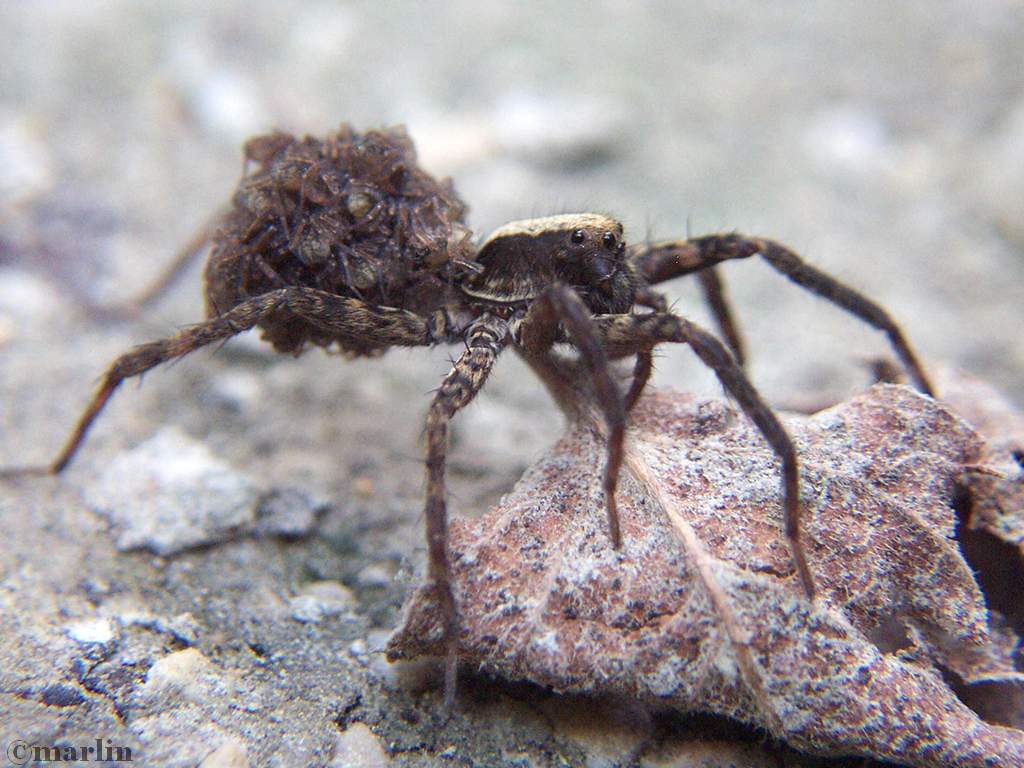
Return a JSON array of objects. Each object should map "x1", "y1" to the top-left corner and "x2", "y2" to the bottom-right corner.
[
  {"x1": 629, "y1": 251, "x2": 746, "y2": 369},
  {"x1": 625, "y1": 350, "x2": 655, "y2": 413},
  {"x1": 516, "y1": 284, "x2": 628, "y2": 549},
  {"x1": 624, "y1": 285, "x2": 669, "y2": 412},
  {"x1": 626, "y1": 273, "x2": 744, "y2": 412},
  {"x1": 423, "y1": 314, "x2": 509, "y2": 705},
  {"x1": 0, "y1": 288, "x2": 432, "y2": 479},
  {"x1": 593, "y1": 311, "x2": 816, "y2": 598},
  {"x1": 629, "y1": 234, "x2": 934, "y2": 395},
  {"x1": 696, "y1": 268, "x2": 746, "y2": 366}
]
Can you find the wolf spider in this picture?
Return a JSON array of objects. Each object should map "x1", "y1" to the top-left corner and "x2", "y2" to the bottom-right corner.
[{"x1": 2, "y1": 124, "x2": 932, "y2": 695}]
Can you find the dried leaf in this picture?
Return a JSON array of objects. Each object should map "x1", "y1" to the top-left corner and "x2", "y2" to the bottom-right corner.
[
  {"x1": 389, "y1": 384, "x2": 1024, "y2": 767},
  {"x1": 940, "y1": 368, "x2": 1024, "y2": 557}
]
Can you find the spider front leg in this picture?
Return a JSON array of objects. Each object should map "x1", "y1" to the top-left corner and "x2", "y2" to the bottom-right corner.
[
  {"x1": 630, "y1": 234, "x2": 934, "y2": 395},
  {"x1": 594, "y1": 311, "x2": 817, "y2": 598},
  {"x1": 423, "y1": 315, "x2": 508, "y2": 703},
  {"x1": 517, "y1": 284, "x2": 629, "y2": 548},
  {"x1": 624, "y1": 286, "x2": 667, "y2": 412},
  {"x1": 626, "y1": 275, "x2": 744, "y2": 412},
  {"x1": 0, "y1": 288, "x2": 433, "y2": 478}
]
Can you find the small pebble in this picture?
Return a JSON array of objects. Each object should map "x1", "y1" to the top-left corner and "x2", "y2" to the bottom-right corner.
[
  {"x1": 84, "y1": 428, "x2": 259, "y2": 555},
  {"x1": 199, "y1": 739, "x2": 249, "y2": 768},
  {"x1": 253, "y1": 487, "x2": 321, "y2": 539},
  {"x1": 347, "y1": 639, "x2": 368, "y2": 660},
  {"x1": 290, "y1": 580, "x2": 355, "y2": 623},
  {"x1": 66, "y1": 618, "x2": 115, "y2": 645},
  {"x1": 330, "y1": 723, "x2": 391, "y2": 768},
  {"x1": 356, "y1": 564, "x2": 393, "y2": 588},
  {"x1": 142, "y1": 648, "x2": 223, "y2": 703}
]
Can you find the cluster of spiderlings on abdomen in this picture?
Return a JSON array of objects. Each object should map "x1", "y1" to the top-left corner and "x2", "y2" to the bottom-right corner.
[{"x1": 204, "y1": 124, "x2": 474, "y2": 335}]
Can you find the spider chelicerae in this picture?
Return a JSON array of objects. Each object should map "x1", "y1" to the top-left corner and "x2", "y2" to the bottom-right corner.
[{"x1": 2, "y1": 124, "x2": 933, "y2": 689}]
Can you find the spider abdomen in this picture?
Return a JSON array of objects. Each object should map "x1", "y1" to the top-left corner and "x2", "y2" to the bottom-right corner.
[{"x1": 203, "y1": 124, "x2": 474, "y2": 355}]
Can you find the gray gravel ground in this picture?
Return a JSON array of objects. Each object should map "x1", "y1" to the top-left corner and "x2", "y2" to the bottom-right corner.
[{"x1": 1, "y1": 2, "x2": 1022, "y2": 766}]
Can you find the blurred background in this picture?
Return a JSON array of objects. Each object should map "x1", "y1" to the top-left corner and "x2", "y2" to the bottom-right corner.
[
  {"x1": 2, "y1": 0, "x2": 1022, "y2": 403},
  {"x1": 1, "y1": 2, "x2": 1023, "y2": 763}
]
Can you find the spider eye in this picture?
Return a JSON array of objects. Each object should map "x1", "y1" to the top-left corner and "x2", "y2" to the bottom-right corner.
[
  {"x1": 570, "y1": 229, "x2": 586, "y2": 245},
  {"x1": 602, "y1": 232, "x2": 617, "y2": 250},
  {"x1": 616, "y1": 241, "x2": 626, "y2": 255}
]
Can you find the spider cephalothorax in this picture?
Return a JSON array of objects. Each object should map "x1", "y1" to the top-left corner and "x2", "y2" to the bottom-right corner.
[
  {"x1": 3, "y1": 123, "x2": 935, "y2": 703},
  {"x1": 463, "y1": 214, "x2": 636, "y2": 315}
]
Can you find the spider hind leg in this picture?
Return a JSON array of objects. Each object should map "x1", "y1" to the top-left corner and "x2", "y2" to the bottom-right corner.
[{"x1": 3, "y1": 288, "x2": 432, "y2": 478}]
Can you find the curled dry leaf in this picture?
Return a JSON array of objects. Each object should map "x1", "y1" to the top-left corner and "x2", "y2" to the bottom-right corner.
[
  {"x1": 389, "y1": 383, "x2": 1024, "y2": 767},
  {"x1": 941, "y1": 369, "x2": 1024, "y2": 559}
]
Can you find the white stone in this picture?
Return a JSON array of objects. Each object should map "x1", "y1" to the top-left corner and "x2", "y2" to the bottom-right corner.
[
  {"x1": 199, "y1": 740, "x2": 249, "y2": 768},
  {"x1": 66, "y1": 618, "x2": 115, "y2": 644},
  {"x1": 84, "y1": 427, "x2": 260, "y2": 555},
  {"x1": 330, "y1": 723, "x2": 391, "y2": 768},
  {"x1": 142, "y1": 648, "x2": 225, "y2": 703},
  {"x1": 290, "y1": 580, "x2": 355, "y2": 623}
]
